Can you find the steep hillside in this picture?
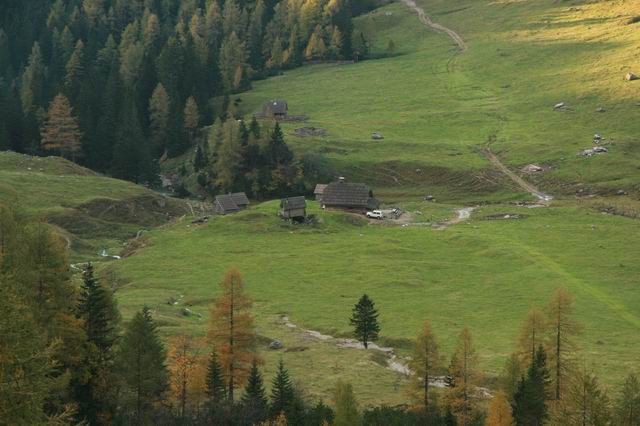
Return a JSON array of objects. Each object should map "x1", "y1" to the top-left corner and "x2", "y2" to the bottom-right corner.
[{"x1": 0, "y1": 152, "x2": 194, "y2": 260}]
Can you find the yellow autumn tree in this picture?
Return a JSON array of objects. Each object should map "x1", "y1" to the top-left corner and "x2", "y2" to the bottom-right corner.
[
  {"x1": 408, "y1": 320, "x2": 441, "y2": 414},
  {"x1": 207, "y1": 267, "x2": 257, "y2": 401},
  {"x1": 447, "y1": 327, "x2": 481, "y2": 426},
  {"x1": 304, "y1": 25, "x2": 327, "y2": 60},
  {"x1": 486, "y1": 391, "x2": 514, "y2": 426}
]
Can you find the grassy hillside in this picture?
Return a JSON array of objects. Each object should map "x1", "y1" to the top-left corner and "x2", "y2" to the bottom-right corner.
[
  {"x1": 5, "y1": 0, "x2": 639, "y2": 407},
  {"x1": 239, "y1": 0, "x2": 640, "y2": 199},
  {"x1": 108, "y1": 200, "x2": 640, "y2": 404},
  {"x1": 0, "y1": 152, "x2": 193, "y2": 260}
]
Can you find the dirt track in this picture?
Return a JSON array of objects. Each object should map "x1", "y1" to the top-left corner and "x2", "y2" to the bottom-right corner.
[
  {"x1": 400, "y1": 0, "x2": 467, "y2": 52},
  {"x1": 483, "y1": 147, "x2": 553, "y2": 202},
  {"x1": 399, "y1": 0, "x2": 552, "y2": 202}
]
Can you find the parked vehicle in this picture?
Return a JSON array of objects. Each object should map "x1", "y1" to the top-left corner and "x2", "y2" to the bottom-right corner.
[{"x1": 366, "y1": 210, "x2": 384, "y2": 219}]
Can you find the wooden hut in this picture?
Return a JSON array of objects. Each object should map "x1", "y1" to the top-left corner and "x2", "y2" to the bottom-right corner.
[
  {"x1": 280, "y1": 196, "x2": 307, "y2": 220},
  {"x1": 314, "y1": 184, "x2": 327, "y2": 201},
  {"x1": 321, "y1": 178, "x2": 379, "y2": 211},
  {"x1": 214, "y1": 192, "x2": 250, "y2": 215},
  {"x1": 262, "y1": 100, "x2": 288, "y2": 119}
]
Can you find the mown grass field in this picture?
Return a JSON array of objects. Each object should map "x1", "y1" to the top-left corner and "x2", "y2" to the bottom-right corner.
[{"x1": 240, "y1": 0, "x2": 640, "y2": 198}]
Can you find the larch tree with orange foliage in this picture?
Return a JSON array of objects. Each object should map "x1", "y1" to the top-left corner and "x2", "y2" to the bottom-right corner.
[
  {"x1": 408, "y1": 320, "x2": 440, "y2": 415},
  {"x1": 447, "y1": 327, "x2": 481, "y2": 426},
  {"x1": 517, "y1": 307, "x2": 546, "y2": 368},
  {"x1": 486, "y1": 391, "x2": 514, "y2": 426},
  {"x1": 168, "y1": 335, "x2": 204, "y2": 417},
  {"x1": 546, "y1": 287, "x2": 582, "y2": 401},
  {"x1": 40, "y1": 94, "x2": 83, "y2": 160},
  {"x1": 207, "y1": 267, "x2": 258, "y2": 401}
]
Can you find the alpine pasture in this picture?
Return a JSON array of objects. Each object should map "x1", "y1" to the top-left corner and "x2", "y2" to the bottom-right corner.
[{"x1": 105, "y1": 0, "x2": 640, "y2": 405}]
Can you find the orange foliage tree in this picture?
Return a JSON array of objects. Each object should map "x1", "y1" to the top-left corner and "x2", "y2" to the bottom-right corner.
[
  {"x1": 168, "y1": 335, "x2": 207, "y2": 417},
  {"x1": 207, "y1": 267, "x2": 258, "y2": 401}
]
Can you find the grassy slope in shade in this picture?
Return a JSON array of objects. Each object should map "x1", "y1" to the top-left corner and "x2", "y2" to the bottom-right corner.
[
  {"x1": 240, "y1": 0, "x2": 640, "y2": 197},
  {"x1": 111, "y1": 200, "x2": 640, "y2": 404}
]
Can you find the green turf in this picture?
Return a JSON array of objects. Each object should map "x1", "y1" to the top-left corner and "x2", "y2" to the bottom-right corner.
[
  {"x1": 5, "y1": 0, "x2": 640, "y2": 407},
  {"x1": 238, "y1": 0, "x2": 640, "y2": 198},
  {"x1": 109, "y1": 200, "x2": 640, "y2": 404},
  {"x1": 0, "y1": 152, "x2": 190, "y2": 261},
  {"x1": 107, "y1": 0, "x2": 640, "y2": 405}
]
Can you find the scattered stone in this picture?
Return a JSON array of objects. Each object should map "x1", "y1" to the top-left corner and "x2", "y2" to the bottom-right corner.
[
  {"x1": 553, "y1": 102, "x2": 567, "y2": 111},
  {"x1": 580, "y1": 146, "x2": 608, "y2": 157},
  {"x1": 371, "y1": 132, "x2": 384, "y2": 140},
  {"x1": 167, "y1": 297, "x2": 179, "y2": 305},
  {"x1": 522, "y1": 164, "x2": 543, "y2": 173},
  {"x1": 595, "y1": 106, "x2": 605, "y2": 113},
  {"x1": 485, "y1": 213, "x2": 525, "y2": 220},
  {"x1": 424, "y1": 195, "x2": 435, "y2": 201},
  {"x1": 616, "y1": 189, "x2": 628, "y2": 196},
  {"x1": 625, "y1": 73, "x2": 639, "y2": 81},
  {"x1": 181, "y1": 307, "x2": 192, "y2": 317},
  {"x1": 269, "y1": 340, "x2": 284, "y2": 350},
  {"x1": 293, "y1": 127, "x2": 328, "y2": 137}
]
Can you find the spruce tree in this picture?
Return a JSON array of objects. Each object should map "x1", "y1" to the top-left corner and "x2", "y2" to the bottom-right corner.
[
  {"x1": 616, "y1": 373, "x2": 640, "y2": 426},
  {"x1": 75, "y1": 263, "x2": 120, "y2": 425},
  {"x1": 270, "y1": 359, "x2": 295, "y2": 418},
  {"x1": 242, "y1": 359, "x2": 269, "y2": 424},
  {"x1": 205, "y1": 348, "x2": 227, "y2": 405},
  {"x1": 117, "y1": 306, "x2": 169, "y2": 423},
  {"x1": 350, "y1": 294, "x2": 380, "y2": 349},
  {"x1": 512, "y1": 345, "x2": 550, "y2": 426}
]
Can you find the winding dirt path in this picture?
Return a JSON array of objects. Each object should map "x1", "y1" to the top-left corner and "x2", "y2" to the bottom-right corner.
[
  {"x1": 483, "y1": 147, "x2": 553, "y2": 202},
  {"x1": 400, "y1": 0, "x2": 467, "y2": 52},
  {"x1": 399, "y1": 0, "x2": 553, "y2": 203}
]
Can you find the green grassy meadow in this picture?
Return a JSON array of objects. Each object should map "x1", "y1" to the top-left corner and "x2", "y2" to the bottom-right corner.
[
  {"x1": 109, "y1": 200, "x2": 640, "y2": 405},
  {"x1": 3, "y1": 0, "x2": 640, "y2": 408},
  {"x1": 107, "y1": 0, "x2": 640, "y2": 405},
  {"x1": 239, "y1": 0, "x2": 640, "y2": 198},
  {"x1": 0, "y1": 152, "x2": 190, "y2": 261}
]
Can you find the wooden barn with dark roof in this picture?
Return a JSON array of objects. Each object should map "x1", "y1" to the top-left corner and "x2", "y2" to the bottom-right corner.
[
  {"x1": 321, "y1": 178, "x2": 379, "y2": 211},
  {"x1": 262, "y1": 100, "x2": 288, "y2": 119},
  {"x1": 280, "y1": 196, "x2": 307, "y2": 220},
  {"x1": 214, "y1": 192, "x2": 250, "y2": 215}
]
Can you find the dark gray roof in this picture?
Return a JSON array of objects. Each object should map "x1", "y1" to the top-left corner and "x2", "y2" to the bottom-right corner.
[
  {"x1": 280, "y1": 196, "x2": 306, "y2": 210},
  {"x1": 322, "y1": 181, "x2": 377, "y2": 209},
  {"x1": 314, "y1": 184, "x2": 327, "y2": 195},
  {"x1": 231, "y1": 192, "x2": 249, "y2": 206},
  {"x1": 215, "y1": 194, "x2": 240, "y2": 213},
  {"x1": 263, "y1": 100, "x2": 288, "y2": 115}
]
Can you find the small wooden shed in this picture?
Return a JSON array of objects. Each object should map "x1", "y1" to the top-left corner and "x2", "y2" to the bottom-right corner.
[
  {"x1": 262, "y1": 100, "x2": 288, "y2": 119},
  {"x1": 314, "y1": 184, "x2": 327, "y2": 201},
  {"x1": 214, "y1": 192, "x2": 250, "y2": 215},
  {"x1": 280, "y1": 196, "x2": 307, "y2": 220}
]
